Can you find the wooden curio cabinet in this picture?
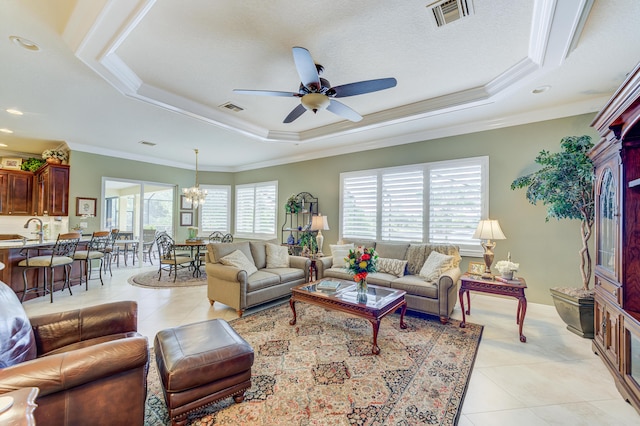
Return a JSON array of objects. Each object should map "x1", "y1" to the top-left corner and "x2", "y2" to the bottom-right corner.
[
  {"x1": 0, "y1": 169, "x2": 34, "y2": 215},
  {"x1": 591, "y1": 60, "x2": 640, "y2": 413},
  {"x1": 35, "y1": 163, "x2": 70, "y2": 216}
]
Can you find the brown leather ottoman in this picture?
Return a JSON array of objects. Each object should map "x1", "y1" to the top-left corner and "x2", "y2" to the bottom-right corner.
[{"x1": 154, "y1": 319, "x2": 254, "y2": 426}]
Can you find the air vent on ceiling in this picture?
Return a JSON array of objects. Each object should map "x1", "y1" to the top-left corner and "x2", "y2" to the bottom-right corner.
[
  {"x1": 139, "y1": 140, "x2": 156, "y2": 146},
  {"x1": 220, "y1": 102, "x2": 244, "y2": 112},
  {"x1": 428, "y1": 0, "x2": 474, "y2": 27}
]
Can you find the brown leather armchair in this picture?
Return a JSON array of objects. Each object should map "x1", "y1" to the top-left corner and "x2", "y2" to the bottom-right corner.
[{"x1": 0, "y1": 281, "x2": 149, "y2": 425}]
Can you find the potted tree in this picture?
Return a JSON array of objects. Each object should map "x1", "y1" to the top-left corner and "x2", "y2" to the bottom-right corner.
[{"x1": 511, "y1": 135, "x2": 595, "y2": 338}]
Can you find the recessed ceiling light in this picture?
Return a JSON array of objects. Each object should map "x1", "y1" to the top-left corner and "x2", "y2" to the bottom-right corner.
[
  {"x1": 0, "y1": 143, "x2": 8, "y2": 147},
  {"x1": 6, "y1": 108, "x2": 23, "y2": 115},
  {"x1": 0, "y1": 128, "x2": 13, "y2": 134},
  {"x1": 9, "y1": 36, "x2": 40, "y2": 51},
  {"x1": 532, "y1": 85, "x2": 551, "y2": 94}
]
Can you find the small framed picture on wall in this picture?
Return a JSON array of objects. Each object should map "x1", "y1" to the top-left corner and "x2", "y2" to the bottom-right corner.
[
  {"x1": 180, "y1": 211, "x2": 193, "y2": 226},
  {"x1": 180, "y1": 195, "x2": 193, "y2": 210},
  {"x1": 76, "y1": 197, "x2": 97, "y2": 217}
]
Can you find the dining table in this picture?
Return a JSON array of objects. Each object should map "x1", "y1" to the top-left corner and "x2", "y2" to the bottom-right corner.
[{"x1": 174, "y1": 240, "x2": 208, "y2": 277}]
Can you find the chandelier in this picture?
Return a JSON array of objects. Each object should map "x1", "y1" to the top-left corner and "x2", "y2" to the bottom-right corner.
[{"x1": 183, "y1": 149, "x2": 207, "y2": 207}]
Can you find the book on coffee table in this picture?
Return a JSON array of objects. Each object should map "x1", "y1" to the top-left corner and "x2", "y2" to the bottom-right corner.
[{"x1": 316, "y1": 280, "x2": 341, "y2": 290}]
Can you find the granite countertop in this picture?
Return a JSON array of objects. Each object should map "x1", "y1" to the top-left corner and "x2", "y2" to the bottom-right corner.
[{"x1": 0, "y1": 236, "x2": 92, "y2": 249}]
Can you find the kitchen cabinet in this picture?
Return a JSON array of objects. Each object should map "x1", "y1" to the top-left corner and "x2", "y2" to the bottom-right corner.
[
  {"x1": 35, "y1": 163, "x2": 70, "y2": 216},
  {"x1": 0, "y1": 169, "x2": 34, "y2": 215}
]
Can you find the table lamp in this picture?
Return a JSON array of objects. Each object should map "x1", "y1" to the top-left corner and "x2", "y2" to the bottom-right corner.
[
  {"x1": 472, "y1": 219, "x2": 506, "y2": 278},
  {"x1": 310, "y1": 215, "x2": 330, "y2": 256}
]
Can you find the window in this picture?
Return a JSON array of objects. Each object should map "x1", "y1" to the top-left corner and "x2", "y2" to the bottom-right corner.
[
  {"x1": 198, "y1": 185, "x2": 231, "y2": 234},
  {"x1": 235, "y1": 181, "x2": 277, "y2": 239},
  {"x1": 340, "y1": 157, "x2": 487, "y2": 255}
]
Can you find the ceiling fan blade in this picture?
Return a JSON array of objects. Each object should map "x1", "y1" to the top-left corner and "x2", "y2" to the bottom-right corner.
[
  {"x1": 292, "y1": 46, "x2": 320, "y2": 92},
  {"x1": 234, "y1": 89, "x2": 299, "y2": 97},
  {"x1": 331, "y1": 78, "x2": 397, "y2": 98},
  {"x1": 327, "y1": 99, "x2": 362, "y2": 122},
  {"x1": 283, "y1": 104, "x2": 307, "y2": 123}
]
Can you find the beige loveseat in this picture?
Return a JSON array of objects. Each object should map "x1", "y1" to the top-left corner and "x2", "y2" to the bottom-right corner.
[
  {"x1": 205, "y1": 241, "x2": 310, "y2": 316},
  {"x1": 316, "y1": 240, "x2": 461, "y2": 324}
]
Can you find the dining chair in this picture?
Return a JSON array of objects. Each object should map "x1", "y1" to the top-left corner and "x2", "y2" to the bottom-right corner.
[
  {"x1": 222, "y1": 233, "x2": 234, "y2": 243},
  {"x1": 142, "y1": 229, "x2": 157, "y2": 264},
  {"x1": 115, "y1": 231, "x2": 137, "y2": 267},
  {"x1": 18, "y1": 232, "x2": 81, "y2": 303},
  {"x1": 102, "y1": 228, "x2": 119, "y2": 276},
  {"x1": 208, "y1": 231, "x2": 225, "y2": 242},
  {"x1": 72, "y1": 231, "x2": 110, "y2": 289},
  {"x1": 156, "y1": 233, "x2": 194, "y2": 282}
]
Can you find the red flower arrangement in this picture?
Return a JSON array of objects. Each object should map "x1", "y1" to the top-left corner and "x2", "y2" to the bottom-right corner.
[{"x1": 346, "y1": 247, "x2": 378, "y2": 285}]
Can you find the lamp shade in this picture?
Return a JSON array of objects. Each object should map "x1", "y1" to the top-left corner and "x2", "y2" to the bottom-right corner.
[
  {"x1": 310, "y1": 215, "x2": 330, "y2": 231},
  {"x1": 472, "y1": 219, "x2": 506, "y2": 240}
]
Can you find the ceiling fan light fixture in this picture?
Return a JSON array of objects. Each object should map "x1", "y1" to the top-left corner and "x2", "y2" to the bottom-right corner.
[{"x1": 301, "y1": 93, "x2": 330, "y2": 113}]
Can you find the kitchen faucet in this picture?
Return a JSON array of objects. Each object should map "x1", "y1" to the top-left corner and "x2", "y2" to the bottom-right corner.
[{"x1": 24, "y1": 217, "x2": 44, "y2": 244}]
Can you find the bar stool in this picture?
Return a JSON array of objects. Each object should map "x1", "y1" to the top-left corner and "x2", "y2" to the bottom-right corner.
[
  {"x1": 72, "y1": 231, "x2": 110, "y2": 289},
  {"x1": 18, "y1": 232, "x2": 81, "y2": 303}
]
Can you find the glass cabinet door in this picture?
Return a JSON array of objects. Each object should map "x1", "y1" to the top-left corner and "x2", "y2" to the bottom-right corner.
[{"x1": 597, "y1": 168, "x2": 616, "y2": 271}]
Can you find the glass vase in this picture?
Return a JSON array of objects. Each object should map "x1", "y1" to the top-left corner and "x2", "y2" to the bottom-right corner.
[{"x1": 357, "y1": 278, "x2": 367, "y2": 293}]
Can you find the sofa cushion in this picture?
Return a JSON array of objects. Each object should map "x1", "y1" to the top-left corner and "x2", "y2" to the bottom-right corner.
[
  {"x1": 266, "y1": 243, "x2": 289, "y2": 268},
  {"x1": 208, "y1": 241, "x2": 253, "y2": 265},
  {"x1": 406, "y1": 244, "x2": 461, "y2": 275},
  {"x1": 219, "y1": 250, "x2": 258, "y2": 276},
  {"x1": 0, "y1": 281, "x2": 37, "y2": 367},
  {"x1": 377, "y1": 257, "x2": 408, "y2": 278},
  {"x1": 390, "y1": 275, "x2": 439, "y2": 299},
  {"x1": 263, "y1": 267, "x2": 305, "y2": 283},
  {"x1": 247, "y1": 270, "x2": 281, "y2": 291},
  {"x1": 323, "y1": 267, "x2": 353, "y2": 281},
  {"x1": 374, "y1": 242, "x2": 409, "y2": 260},
  {"x1": 419, "y1": 251, "x2": 454, "y2": 281},
  {"x1": 248, "y1": 239, "x2": 279, "y2": 269},
  {"x1": 330, "y1": 243, "x2": 354, "y2": 268}
]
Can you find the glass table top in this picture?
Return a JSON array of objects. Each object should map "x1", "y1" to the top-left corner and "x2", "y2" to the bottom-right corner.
[{"x1": 297, "y1": 280, "x2": 405, "y2": 308}]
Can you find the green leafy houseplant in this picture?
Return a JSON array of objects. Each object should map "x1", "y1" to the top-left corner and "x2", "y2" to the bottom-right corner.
[
  {"x1": 21, "y1": 157, "x2": 45, "y2": 172},
  {"x1": 511, "y1": 135, "x2": 595, "y2": 295}
]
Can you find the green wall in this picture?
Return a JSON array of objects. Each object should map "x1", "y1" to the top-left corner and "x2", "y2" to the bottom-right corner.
[{"x1": 67, "y1": 113, "x2": 599, "y2": 305}]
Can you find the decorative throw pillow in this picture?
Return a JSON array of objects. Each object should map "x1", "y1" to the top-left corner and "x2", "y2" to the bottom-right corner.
[
  {"x1": 219, "y1": 250, "x2": 258, "y2": 276},
  {"x1": 266, "y1": 243, "x2": 290, "y2": 268},
  {"x1": 377, "y1": 257, "x2": 408, "y2": 278},
  {"x1": 419, "y1": 251, "x2": 454, "y2": 281},
  {"x1": 330, "y1": 243, "x2": 354, "y2": 268}
]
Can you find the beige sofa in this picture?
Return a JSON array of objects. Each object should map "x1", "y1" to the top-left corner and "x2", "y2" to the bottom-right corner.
[
  {"x1": 205, "y1": 241, "x2": 310, "y2": 316},
  {"x1": 316, "y1": 240, "x2": 461, "y2": 324}
]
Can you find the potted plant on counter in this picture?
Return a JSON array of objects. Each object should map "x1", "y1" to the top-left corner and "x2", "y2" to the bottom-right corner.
[
  {"x1": 42, "y1": 149, "x2": 68, "y2": 164},
  {"x1": 511, "y1": 135, "x2": 595, "y2": 338}
]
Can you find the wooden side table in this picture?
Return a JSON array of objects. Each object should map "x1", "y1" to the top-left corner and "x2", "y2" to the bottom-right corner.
[
  {"x1": 459, "y1": 273, "x2": 528, "y2": 342},
  {"x1": 308, "y1": 259, "x2": 317, "y2": 282},
  {"x1": 0, "y1": 387, "x2": 39, "y2": 425}
]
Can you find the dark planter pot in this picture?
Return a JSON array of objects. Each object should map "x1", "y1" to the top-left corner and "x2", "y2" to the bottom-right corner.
[{"x1": 550, "y1": 288, "x2": 594, "y2": 338}]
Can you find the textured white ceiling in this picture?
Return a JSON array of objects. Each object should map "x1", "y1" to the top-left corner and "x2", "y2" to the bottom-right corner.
[{"x1": 1, "y1": 0, "x2": 640, "y2": 171}]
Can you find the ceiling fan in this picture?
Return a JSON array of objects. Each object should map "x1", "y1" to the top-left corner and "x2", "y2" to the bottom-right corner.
[{"x1": 234, "y1": 47, "x2": 397, "y2": 123}]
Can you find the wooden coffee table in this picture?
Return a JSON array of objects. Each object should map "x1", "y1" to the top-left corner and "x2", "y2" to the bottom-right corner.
[{"x1": 289, "y1": 279, "x2": 407, "y2": 354}]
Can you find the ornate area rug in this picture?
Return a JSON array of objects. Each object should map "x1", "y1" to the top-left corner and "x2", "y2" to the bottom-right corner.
[
  {"x1": 128, "y1": 268, "x2": 207, "y2": 288},
  {"x1": 144, "y1": 302, "x2": 483, "y2": 425}
]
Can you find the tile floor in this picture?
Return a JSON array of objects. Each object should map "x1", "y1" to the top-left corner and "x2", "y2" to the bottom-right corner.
[{"x1": 21, "y1": 264, "x2": 640, "y2": 425}]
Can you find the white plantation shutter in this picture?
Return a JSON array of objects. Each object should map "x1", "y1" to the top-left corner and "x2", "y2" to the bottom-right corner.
[
  {"x1": 198, "y1": 185, "x2": 230, "y2": 233},
  {"x1": 340, "y1": 157, "x2": 487, "y2": 255},
  {"x1": 341, "y1": 174, "x2": 378, "y2": 239},
  {"x1": 235, "y1": 181, "x2": 277, "y2": 239},
  {"x1": 381, "y1": 170, "x2": 423, "y2": 242},
  {"x1": 429, "y1": 158, "x2": 486, "y2": 254}
]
